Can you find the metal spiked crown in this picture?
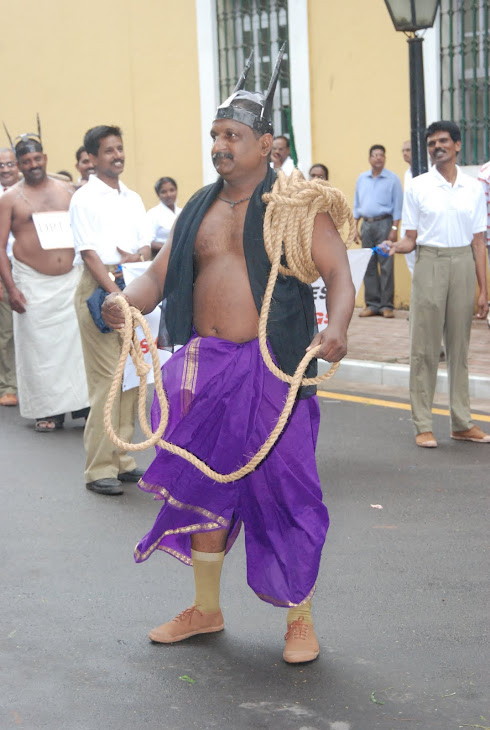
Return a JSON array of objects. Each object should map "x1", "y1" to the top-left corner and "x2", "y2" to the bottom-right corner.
[
  {"x1": 216, "y1": 43, "x2": 286, "y2": 135},
  {"x1": 3, "y1": 113, "x2": 43, "y2": 153}
]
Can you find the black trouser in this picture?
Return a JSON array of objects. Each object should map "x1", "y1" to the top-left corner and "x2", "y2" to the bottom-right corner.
[{"x1": 360, "y1": 217, "x2": 394, "y2": 312}]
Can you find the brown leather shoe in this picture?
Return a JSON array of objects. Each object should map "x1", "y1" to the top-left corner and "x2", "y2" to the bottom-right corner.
[
  {"x1": 149, "y1": 606, "x2": 224, "y2": 644},
  {"x1": 0, "y1": 393, "x2": 18, "y2": 407},
  {"x1": 358, "y1": 308, "x2": 378, "y2": 317},
  {"x1": 382, "y1": 309, "x2": 394, "y2": 318},
  {"x1": 415, "y1": 432, "x2": 438, "y2": 448},
  {"x1": 283, "y1": 616, "x2": 319, "y2": 664},
  {"x1": 451, "y1": 425, "x2": 490, "y2": 443}
]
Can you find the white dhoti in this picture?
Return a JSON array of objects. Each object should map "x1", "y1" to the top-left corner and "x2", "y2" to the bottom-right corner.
[{"x1": 12, "y1": 258, "x2": 89, "y2": 419}]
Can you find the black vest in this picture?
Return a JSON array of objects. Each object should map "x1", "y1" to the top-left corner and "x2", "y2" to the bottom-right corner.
[{"x1": 158, "y1": 166, "x2": 317, "y2": 398}]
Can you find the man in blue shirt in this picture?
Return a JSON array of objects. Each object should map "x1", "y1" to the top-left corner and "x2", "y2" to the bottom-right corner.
[{"x1": 353, "y1": 145, "x2": 403, "y2": 318}]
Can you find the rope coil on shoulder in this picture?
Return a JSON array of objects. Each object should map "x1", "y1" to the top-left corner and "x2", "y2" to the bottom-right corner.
[{"x1": 104, "y1": 170, "x2": 355, "y2": 483}]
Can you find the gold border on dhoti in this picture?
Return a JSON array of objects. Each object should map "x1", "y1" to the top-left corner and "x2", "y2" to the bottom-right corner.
[
  {"x1": 134, "y1": 520, "x2": 222, "y2": 562},
  {"x1": 180, "y1": 336, "x2": 201, "y2": 416},
  {"x1": 138, "y1": 478, "x2": 230, "y2": 527},
  {"x1": 134, "y1": 477, "x2": 231, "y2": 562}
]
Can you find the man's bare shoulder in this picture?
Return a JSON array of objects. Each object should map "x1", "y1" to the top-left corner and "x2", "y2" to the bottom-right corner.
[
  {"x1": 0, "y1": 181, "x2": 22, "y2": 213},
  {"x1": 0, "y1": 181, "x2": 22, "y2": 209},
  {"x1": 313, "y1": 210, "x2": 337, "y2": 231},
  {"x1": 46, "y1": 176, "x2": 75, "y2": 196}
]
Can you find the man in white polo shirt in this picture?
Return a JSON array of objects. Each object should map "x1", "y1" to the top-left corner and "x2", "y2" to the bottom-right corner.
[
  {"x1": 387, "y1": 121, "x2": 489, "y2": 448},
  {"x1": 70, "y1": 125, "x2": 151, "y2": 495}
]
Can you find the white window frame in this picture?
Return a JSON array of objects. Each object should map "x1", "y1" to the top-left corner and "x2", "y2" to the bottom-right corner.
[
  {"x1": 422, "y1": 13, "x2": 441, "y2": 127},
  {"x1": 425, "y1": 6, "x2": 481, "y2": 173},
  {"x1": 195, "y1": 0, "x2": 312, "y2": 184}
]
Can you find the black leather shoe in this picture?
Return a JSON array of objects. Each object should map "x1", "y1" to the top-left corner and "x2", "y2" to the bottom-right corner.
[
  {"x1": 118, "y1": 468, "x2": 145, "y2": 482},
  {"x1": 86, "y1": 478, "x2": 124, "y2": 495}
]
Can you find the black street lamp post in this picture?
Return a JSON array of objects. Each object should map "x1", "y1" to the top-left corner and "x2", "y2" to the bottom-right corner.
[{"x1": 384, "y1": 0, "x2": 440, "y2": 178}]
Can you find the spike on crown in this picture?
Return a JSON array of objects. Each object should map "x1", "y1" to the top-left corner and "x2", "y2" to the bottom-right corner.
[
  {"x1": 215, "y1": 43, "x2": 286, "y2": 135},
  {"x1": 3, "y1": 114, "x2": 43, "y2": 154}
]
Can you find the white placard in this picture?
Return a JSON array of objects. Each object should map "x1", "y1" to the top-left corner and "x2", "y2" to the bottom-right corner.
[
  {"x1": 121, "y1": 262, "x2": 173, "y2": 392},
  {"x1": 312, "y1": 248, "x2": 372, "y2": 331},
  {"x1": 32, "y1": 211, "x2": 74, "y2": 250}
]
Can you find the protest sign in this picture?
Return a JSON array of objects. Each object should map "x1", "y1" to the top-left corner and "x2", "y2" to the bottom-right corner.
[
  {"x1": 121, "y1": 262, "x2": 174, "y2": 391},
  {"x1": 33, "y1": 211, "x2": 75, "y2": 250},
  {"x1": 312, "y1": 248, "x2": 372, "y2": 331}
]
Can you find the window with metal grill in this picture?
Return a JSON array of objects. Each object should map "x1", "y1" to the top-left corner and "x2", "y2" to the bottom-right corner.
[
  {"x1": 216, "y1": 0, "x2": 291, "y2": 137},
  {"x1": 440, "y1": 0, "x2": 490, "y2": 164}
]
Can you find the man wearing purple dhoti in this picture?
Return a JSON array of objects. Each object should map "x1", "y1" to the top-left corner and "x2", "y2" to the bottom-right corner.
[{"x1": 102, "y1": 47, "x2": 355, "y2": 663}]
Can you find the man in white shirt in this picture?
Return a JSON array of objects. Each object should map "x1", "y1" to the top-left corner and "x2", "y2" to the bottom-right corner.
[
  {"x1": 70, "y1": 125, "x2": 151, "y2": 495},
  {"x1": 271, "y1": 135, "x2": 296, "y2": 175},
  {"x1": 387, "y1": 121, "x2": 489, "y2": 447},
  {"x1": 401, "y1": 140, "x2": 415, "y2": 277}
]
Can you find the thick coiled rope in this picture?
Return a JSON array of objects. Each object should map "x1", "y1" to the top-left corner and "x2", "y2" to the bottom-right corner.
[
  {"x1": 104, "y1": 169, "x2": 355, "y2": 483},
  {"x1": 260, "y1": 169, "x2": 355, "y2": 384}
]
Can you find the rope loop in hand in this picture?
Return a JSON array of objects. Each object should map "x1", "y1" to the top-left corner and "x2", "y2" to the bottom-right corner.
[{"x1": 104, "y1": 171, "x2": 355, "y2": 482}]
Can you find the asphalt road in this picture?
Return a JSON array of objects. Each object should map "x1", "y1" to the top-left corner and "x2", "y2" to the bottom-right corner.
[{"x1": 1, "y1": 392, "x2": 489, "y2": 730}]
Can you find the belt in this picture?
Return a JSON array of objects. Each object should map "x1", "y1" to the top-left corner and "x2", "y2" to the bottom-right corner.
[{"x1": 363, "y1": 214, "x2": 391, "y2": 222}]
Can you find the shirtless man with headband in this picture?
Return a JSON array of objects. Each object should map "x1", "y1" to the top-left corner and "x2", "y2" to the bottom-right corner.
[{"x1": 0, "y1": 134, "x2": 88, "y2": 431}]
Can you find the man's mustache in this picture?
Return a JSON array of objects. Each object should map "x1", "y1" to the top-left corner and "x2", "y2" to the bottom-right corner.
[{"x1": 212, "y1": 151, "x2": 233, "y2": 165}]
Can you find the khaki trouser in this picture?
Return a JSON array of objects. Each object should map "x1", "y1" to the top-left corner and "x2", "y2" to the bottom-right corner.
[
  {"x1": 75, "y1": 266, "x2": 137, "y2": 482},
  {"x1": 0, "y1": 284, "x2": 17, "y2": 396},
  {"x1": 410, "y1": 245, "x2": 475, "y2": 434}
]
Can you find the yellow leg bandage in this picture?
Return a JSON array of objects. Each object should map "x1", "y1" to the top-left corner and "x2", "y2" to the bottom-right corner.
[
  {"x1": 286, "y1": 599, "x2": 312, "y2": 625},
  {"x1": 191, "y1": 549, "x2": 225, "y2": 614}
]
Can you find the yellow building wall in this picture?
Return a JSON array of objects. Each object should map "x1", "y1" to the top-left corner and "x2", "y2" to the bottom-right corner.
[
  {"x1": 1, "y1": 0, "x2": 447, "y2": 309},
  {"x1": 308, "y1": 0, "x2": 413, "y2": 308},
  {"x1": 0, "y1": 0, "x2": 202, "y2": 210}
]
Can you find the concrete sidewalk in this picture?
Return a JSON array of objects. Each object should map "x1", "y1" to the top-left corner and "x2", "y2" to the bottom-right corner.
[{"x1": 318, "y1": 307, "x2": 490, "y2": 401}]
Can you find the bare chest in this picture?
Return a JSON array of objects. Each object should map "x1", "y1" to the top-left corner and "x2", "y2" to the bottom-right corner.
[
  {"x1": 12, "y1": 183, "x2": 70, "y2": 226},
  {"x1": 194, "y1": 200, "x2": 248, "y2": 262}
]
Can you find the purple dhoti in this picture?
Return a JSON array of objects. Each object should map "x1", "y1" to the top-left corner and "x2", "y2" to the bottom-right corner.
[{"x1": 135, "y1": 334, "x2": 329, "y2": 607}]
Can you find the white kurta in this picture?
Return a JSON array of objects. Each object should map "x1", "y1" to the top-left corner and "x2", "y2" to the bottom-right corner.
[{"x1": 12, "y1": 259, "x2": 89, "y2": 418}]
